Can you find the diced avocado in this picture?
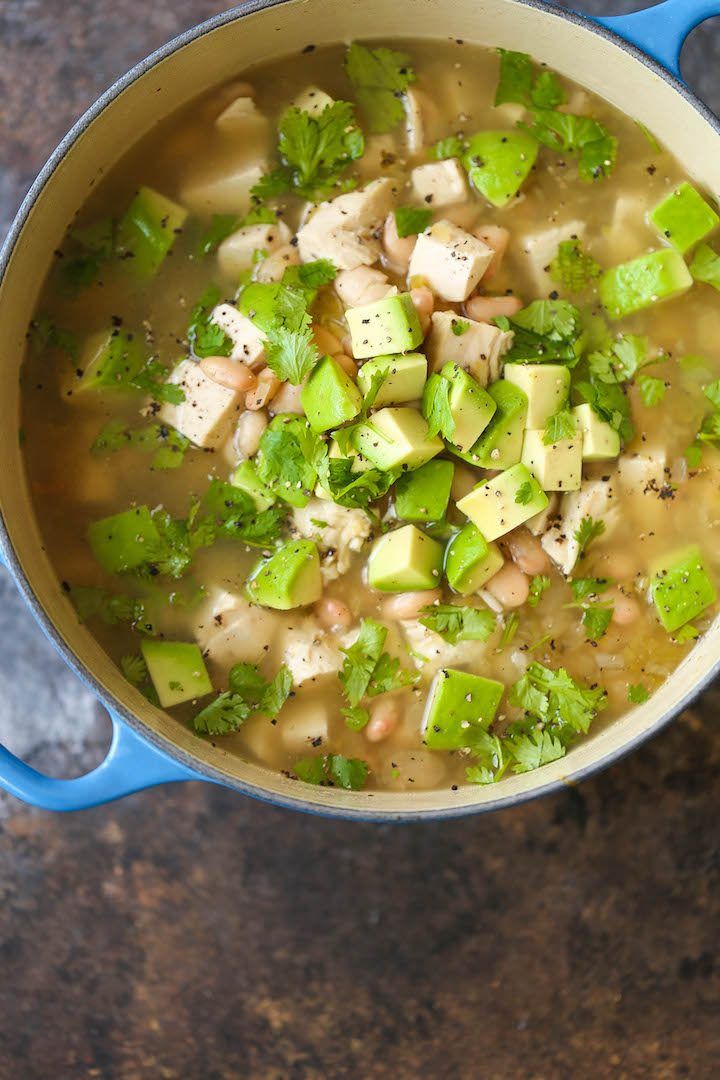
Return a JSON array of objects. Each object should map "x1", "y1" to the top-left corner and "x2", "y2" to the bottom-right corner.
[
  {"x1": 521, "y1": 428, "x2": 583, "y2": 492},
  {"x1": 650, "y1": 545, "x2": 716, "y2": 632},
  {"x1": 441, "y1": 363, "x2": 497, "y2": 452},
  {"x1": 116, "y1": 186, "x2": 188, "y2": 278},
  {"x1": 445, "y1": 524, "x2": 504, "y2": 595},
  {"x1": 248, "y1": 539, "x2": 322, "y2": 610},
  {"x1": 456, "y1": 463, "x2": 549, "y2": 542},
  {"x1": 455, "y1": 380, "x2": 528, "y2": 469},
  {"x1": 462, "y1": 130, "x2": 539, "y2": 207},
  {"x1": 572, "y1": 403, "x2": 620, "y2": 460},
  {"x1": 422, "y1": 668, "x2": 504, "y2": 750},
  {"x1": 74, "y1": 329, "x2": 146, "y2": 393},
  {"x1": 504, "y1": 363, "x2": 571, "y2": 428},
  {"x1": 230, "y1": 460, "x2": 275, "y2": 511},
  {"x1": 301, "y1": 355, "x2": 362, "y2": 432},
  {"x1": 649, "y1": 182, "x2": 719, "y2": 254},
  {"x1": 140, "y1": 640, "x2": 213, "y2": 708},
  {"x1": 88, "y1": 506, "x2": 160, "y2": 573},
  {"x1": 356, "y1": 352, "x2": 428, "y2": 406},
  {"x1": 367, "y1": 524, "x2": 444, "y2": 591},
  {"x1": 394, "y1": 460, "x2": 454, "y2": 523},
  {"x1": 352, "y1": 407, "x2": 443, "y2": 471},
  {"x1": 599, "y1": 249, "x2": 693, "y2": 320},
  {"x1": 346, "y1": 293, "x2": 424, "y2": 360}
]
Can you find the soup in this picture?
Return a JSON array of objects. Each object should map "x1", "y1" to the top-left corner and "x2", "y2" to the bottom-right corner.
[{"x1": 21, "y1": 39, "x2": 720, "y2": 794}]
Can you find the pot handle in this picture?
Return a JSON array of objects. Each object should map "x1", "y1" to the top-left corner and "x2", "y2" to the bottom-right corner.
[
  {"x1": 0, "y1": 710, "x2": 200, "y2": 811},
  {"x1": 589, "y1": 0, "x2": 720, "y2": 80}
]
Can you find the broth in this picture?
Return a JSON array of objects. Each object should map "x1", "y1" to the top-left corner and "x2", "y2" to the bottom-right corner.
[{"x1": 20, "y1": 39, "x2": 720, "y2": 793}]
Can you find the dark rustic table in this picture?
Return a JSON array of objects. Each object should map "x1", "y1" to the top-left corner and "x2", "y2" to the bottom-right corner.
[{"x1": 0, "y1": 2, "x2": 718, "y2": 1076}]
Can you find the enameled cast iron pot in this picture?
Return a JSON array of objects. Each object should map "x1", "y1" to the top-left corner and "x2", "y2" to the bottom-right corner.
[{"x1": 1, "y1": 0, "x2": 719, "y2": 818}]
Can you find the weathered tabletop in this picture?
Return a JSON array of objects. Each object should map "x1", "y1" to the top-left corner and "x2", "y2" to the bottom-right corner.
[{"x1": 0, "y1": 2, "x2": 718, "y2": 1076}]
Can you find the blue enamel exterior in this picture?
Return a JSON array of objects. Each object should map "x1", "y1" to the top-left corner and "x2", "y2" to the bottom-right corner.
[{"x1": 2, "y1": 0, "x2": 720, "y2": 813}]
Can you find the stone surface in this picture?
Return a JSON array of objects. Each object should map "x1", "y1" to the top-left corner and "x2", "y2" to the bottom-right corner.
[{"x1": 0, "y1": 2, "x2": 718, "y2": 1077}]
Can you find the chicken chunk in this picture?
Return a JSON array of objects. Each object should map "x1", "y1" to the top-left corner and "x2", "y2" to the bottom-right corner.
[
  {"x1": 280, "y1": 616, "x2": 344, "y2": 687},
  {"x1": 217, "y1": 220, "x2": 291, "y2": 280},
  {"x1": 296, "y1": 179, "x2": 397, "y2": 270},
  {"x1": 519, "y1": 219, "x2": 587, "y2": 296},
  {"x1": 540, "y1": 478, "x2": 620, "y2": 576},
  {"x1": 211, "y1": 303, "x2": 267, "y2": 367},
  {"x1": 159, "y1": 360, "x2": 242, "y2": 448},
  {"x1": 408, "y1": 220, "x2": 494, "y2": 302},
  {"x1": 194, "y1": 590, "x2": 279, "y2": 674},
  {"x1": 399, "y1": 619, "x2": 492, "y2": 680},
  {"x1": 425, "y1": 309, "x2": 513, "y2": 386},
  {"x1": 290, "y1": 498, "x2": 373, "y2": 582}
]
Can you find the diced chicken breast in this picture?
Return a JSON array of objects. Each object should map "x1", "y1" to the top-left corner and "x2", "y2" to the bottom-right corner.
[
  {"x1": 617, "y1": 450, "x2": 668, "y2": 495},
  {"x1": 408, "y1": 220, "x2": 494, "y2": 302},
  {"x1": 404, "y1": 87, "x2": 425, "y2": 152},
  {"x1": 540, "y1": 478, "x2": 620, "y2": 576},
  {"x1": 181, "y1": 161, "x2": 265, "y2": 216},
  {"x1": 411, "y1": 159, "x2": 468, "y2": 209},
  {"x1": 425, "y1": 309, "x2": 513, "y2": 386},
  {"x1": 194, "y1": 592, "x2": 279, "y2": 673},
  {"x1": 215, "y1": 97, "x2": 269, "y2": 148},
  {"x1": 253, "y1": 243, "x2": 301, "y2": 283},
  {"x1": 281, "y1": 617, "x2": 344, "y2": 687},
  {"x1": 335, "y1": 266, "x2": 396, "y2": 308},
  {"x1": 519, "y1": 219, "x2": 587, "y2": 296},
  {"x1": 290, "y1": 498, "x2": 373, "y2": 582},
  {"x1": 296, "y1": 179, "x2": 397, "y2": 270},
  {"x1": 526, "y1": 492, "x2": 559, "y2": 536},
  {"x1": 159, "y1": 359, "x2": 242, "y2": 448},
  {"x1": 602, "y1": 194, "x2": 656, "y2": 263},
  {"x1": 293, "y1": 85, "x2": 334, "y2": 117},
  {"x1": 399, "y1": 619, "x2": 492, "y2": 680},
  {"x1": 211, "y1": 303, "x2": 266, "y2": 367},
  {"x1": 217, "y1": 220, "x2": 291, "y2": 280},
  {"x1": 279, "y1": 698, "x2": 331, "y2": 752}
]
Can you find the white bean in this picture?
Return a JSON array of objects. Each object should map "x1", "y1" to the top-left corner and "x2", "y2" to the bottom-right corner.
[
  {"x1": 382, "y1": 588, "x2": 441, "y2": 621},
  {"x1": 465, "y1": 295, "x2": 523, "y2": 322},
  {"x1": 409, "y1": 286, "x2": 434, "y2": 336},
  {"x1": 332, "y1": 353, "x2": 358, "y2": 378},
  {"x1": 365, "y1": 698, "x2": 400, "y2": 743},
  {"x1": 451, "y1": 464, "x2": 480, "y2": 503},
  {"x1": 382, "y1": 211, "x2": 416, "y2": 271},
  {"x1": 246, "y1": 367, "x2": 281, "y2": 410},
  {"x1": 270, "y1": 381, "x2": 304, "y2": 415},
  {"x1": 312, "y1": 325, "x2": 342, "y2": 356},
  {"x1": 485, "y1": 562, "x2": 530, "y2": 608},
  {"x1": 233, "y1": 409, "x2": 268, "y2": 459},
  {"x1": 475, "y1": 224, "x2": 510, "y2": 281},
  {"x1": 610, "y1": 589, "x2": 641, "y2": 626},
  {"x1": 504, "y1": 528, "x2": 550, "y2": 576},
  {"x1": 199, "y1": 356, "x2": 256, "y2": 393},
  {"x1": 314, "y1": 597, "x2": 353, "y2": 630},
  {"x1": 335, "y1": 267, "x2": 392, "y2": 308}
]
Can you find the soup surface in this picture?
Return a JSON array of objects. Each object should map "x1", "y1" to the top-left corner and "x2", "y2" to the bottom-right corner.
[{"x1": 21, "y1": 39, "x2": 720, "y2": 794}]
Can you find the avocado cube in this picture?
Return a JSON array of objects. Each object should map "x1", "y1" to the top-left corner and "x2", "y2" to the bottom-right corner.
[
  {"x1": 356, "y1": 352, "x2": 427, "y2": 406},
  {"x1": 88, "y1": 506, "x2": 160, "y2": 573},
  {"x1": 74, "y1": 329, "x2": 146, "y2": 393},
  {"x1": 441, "y1": 363, "x2": 497, "y2": 452},
  {"x1": 301, "y1": 355, "x2": 362, "y2": 432},
  {"x1": 599, "y1": 249, "x2": 693, "y2": 320},
  {"x1": 462, "y1": 130, "x2": 539, "y2": 207},
  {"x1": 521, "y1": 428, "x2": 583, "y2": 492},
  {"x1": 140, "y1": 640, "x2": 213, "y2": 708},
  {"x1": 367, "y1": 524, "x2": 444, "y2": 592},
  {"x1": 394, "y1": 460, "x2": 454, "y2": 523},
  {"x1": 649, "y1": 182, "x2": 719, "y2": 254},
  {"x1": 572, "y1": 403, "x2": 620, "y2": 461},
  {"x1": 445, "y1": 523, "x2": 504, "y2": 595},
  {"x1": 650, "y1": 545, "x2": 716, "y2": 632},
  {"x1": 457, "y1": 463, "x2": 549, "y2": 541},
  {"x1": 352, "y1": 407, "x2": 443, "y2": 471},
  {"x1": 230, "y1": 460, "x2": 275, "y2": 511},
  {"x1": 423, "y1": 668, "x2": 504, "y2": 750},
  {"x1": 504, "y1": 364, "x2": 571, "y2": 429},
  {"x1": 248, "y1": 539, "x2": 322, "y2": 610},
  {"x1": 458, "y1": 380, "x2": 529, "y2": 469},
  {"x1": 116, "y1": 186, "x2": 188, "y2": 278},
  {"x1": 346, "y1": 293, "x2": 424, "y2": 360}
]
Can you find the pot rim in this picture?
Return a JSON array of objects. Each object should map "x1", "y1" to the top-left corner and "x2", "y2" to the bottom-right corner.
[{"x1": 1, "y1": 0, "x2": 719, "y2": 821}]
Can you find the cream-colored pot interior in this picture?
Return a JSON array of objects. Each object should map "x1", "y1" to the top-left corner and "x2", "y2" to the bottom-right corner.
[{"x1": 1, "y1": 0, "x2": 719, "y2": 817}]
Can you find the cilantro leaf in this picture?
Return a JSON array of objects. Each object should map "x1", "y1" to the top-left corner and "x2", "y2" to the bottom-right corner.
[
  {"x1": 255, "y1": 417, "x2": 324, "y2": 506},
  {"x1": 498, "y1": 612, "x2": 520, "y2": 649},
  {"x1": 509, "y1": 661, "x2": 607, "y2": 736},
  {"x1": 499, "y1": 299, "x2": 582, "y2": 364},
  {"x1": 549, "y1": 238, "x2": 601, "y2": 293},
  {"x1": 573, "y1": 515, "x2": 605, "y2": 559},
  {"x1": 394, "y1": 206, "x2": 432, "y2": 238},
  {"x1": 188, "y1": 284, "x2": 233, "y2": 359},
  {"x1": 521, "y1": 108, "x2": 617, "y2": 181},
  {"x1": 260, "y1": 665, "x2": 293, "y2": 718},
  {"x1": 421, "y1": 374, "x2": 456, "y2": 440},
  {"x1": 120, "y1": 653, "x2": 149, "y2": 687},
  {"x1": 317, "y1": 455, "x2": 397, "y2": 509},
  {"x1": 345, "y1": 42, "x2": 416, "y2": 133},
  {"x1": 342, "y1": 705, "x2": 370, "y2": 731},
  {"x1": 451, "y1": 319, "x2": 470, "y2": 337},
  {"x1": 193, "y1": 692, "x2": 252, "y2": 735},
  {"x1": 266, "y1": 321, "x2": 320, "y2": 385},
  {"x1": 627, "y1": 683, "x2": 650, "y2": 704},
  {"x1": 340, "y1": 618, "x2": 388, "y2": 706},
  {"x1": 543, "y1": 408, "x2": 576, "y2": 445},
  {"x1": 91, "y1": 420, "x2": 190, "y2": 471},
  {"x1": 419, "y1": 603, "x2": 496, "y2": 645},
  {"x1": 528, "y1": 575, "x2": 551, "y2": 607},
  {"x1": 72, "y1": 586, "x2": 151, "y2": 633},
  {"x1": 194, "y1": 662, "x2": 292, "y2": 735},
  {"x1": 574, "y1": 377, "x2": 634, "y2": 443},
  {"x1": 28, "y1": 315, "x2": 79, "y2": 360},
  {"x1": 432, "y1": 135, "x2": 464, "y2": 160},
  {"x1": 282, "y1": 258, "x2": 337, "y2": 297},
  {"x1": 570, "y1": 577, "x2": 611, "y2": 602},
  {"x1": 689, "y1": 242, "x2": 720, "y2": 290},
  {"x1": 589, "y1": 334, "x2": 648, "y2": 383},
  {"x1": 704, "y1": 379, "x2": 720, "y2": 409},
  {"x1": 266, "y1": 101, "x2": 364, "y2": 200},
  {"x1": 506, "y1": 729, "x2": 566, "y2": 773},
  {"x1": 495, "y1": 49, "x2": 565, "y2": 110},
  {"x1": 514, "y1": 481, "x2": 534, "y2": 506},
  {"x1": 367, "y1": 652, "x2": 417, "y2": 697},
  {"x1": 240, "y1": 277, "x2": 324, "y2": 384},
  {"x1": 637, "y1": 374, "x2": 666, "y2": 407},
  {"x1": 293, "y1": 753, "x2": 369, "y2": 790},
  {"x1": 582, "y1": 604, "x2": 613, "y2": 641}
]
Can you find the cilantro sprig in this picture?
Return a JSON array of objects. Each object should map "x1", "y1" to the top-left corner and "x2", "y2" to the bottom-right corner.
[
  {"x1": 549, "y1": 238, "x2": 601, "y2": 293},
  {"x1": 345, "y1": 42, "x2": 416, "y2": 134},
  {"x1": 293, "y1": 753, "x2": 369, "y2": 790},
  {"x1": 340, "y1": 619, "x2": 416, "y2": 707},
  {"x1": 193, "y1": 662, "x2": 293, "y2": 735},
  {"x1": 419, "y1": 604, "x2": 496, "y2": 645}
]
